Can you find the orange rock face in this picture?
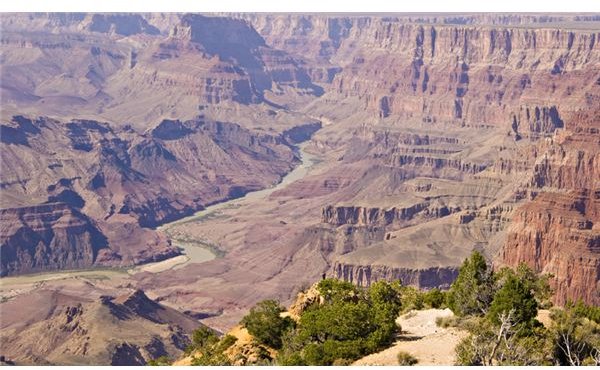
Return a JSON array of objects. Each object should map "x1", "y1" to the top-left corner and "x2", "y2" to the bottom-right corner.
[{"x1": 501, "y1": 113, "x2": 600, "y2": 305}]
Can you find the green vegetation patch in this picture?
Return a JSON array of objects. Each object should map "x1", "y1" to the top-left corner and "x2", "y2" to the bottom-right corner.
[{"x1": 449, "y1": 251, "x2": 600, "y2": 366}]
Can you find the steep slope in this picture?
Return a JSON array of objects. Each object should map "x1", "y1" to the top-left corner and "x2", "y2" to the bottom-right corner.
[
  {"x1": 0, "y1": 288, "x2": 202, "y2": 365},
  {"x1": 0, "y1": 115, "x2": 299, "y2": 275},
  {"x1": 500, "y1": 112, "x2": 600, "y2": 305},
  {"x1": 0, "y1": 13, "x2": 323, "y2": 128}
]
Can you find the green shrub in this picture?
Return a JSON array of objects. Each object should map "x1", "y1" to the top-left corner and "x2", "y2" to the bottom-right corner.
[
  {"x1": 241, "y1": 300, "x2": 294, "y2": 349},
  {"x1": 332, "y1": 358, "x2": 354, "y2": 365},
  {"x1": 317, "y1": 278, "x2": 361, "y2": 303},
  {"x1": 275, "y1": 279, "x2": 403, "y2": 365},
  {"x1": 571, "y1": 300, "x2": 600, "y2": 324},
  {"x1": 397, "y1": 351, "x2": 418, "y2": 365},
  {"x1": 447, "y1": 251, "x2": 496, "y2": 317},
  {"x1": 487, "y1": 271, "x2": 538, "y2": 328},
  {"x1": 550, "y1": 304, "x2": 600, "y2": 365},
  {"x1": 191, "y1": 327, "x2": 219, "y2": 350},
  {"x1": 423, "y1": 288, "x2": 447, "y2": 309},
  {"x1": 399, "y1": 286, "x2": 424, "y2": 312},
  {"x1": 147, "y1": 356, "x2": 171, "y2": 366},
  {"x1": 214, "y1": 334, "x2": 237, "y2": 352}
]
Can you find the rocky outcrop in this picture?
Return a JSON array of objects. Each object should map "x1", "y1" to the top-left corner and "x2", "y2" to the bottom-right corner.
[
  {"x1": 501, "y1": 112, "x2": 599, "y2": 305},
  {"x1": 0, "y1": 203, "x2": 110, "y2": 276},
  {"x1": 332, "y1": 262, "x2": 459, "y2": 289},
  {"x1": 0, "y1": 114, "x2": 299, "y2": 275},
  {"x1": 502, "y1": 191, "x2": 599, "y2": 305},
  {"x1": 282, "y1": 121, "x2": 322, "y2": 144},
  {"x1": 168, "y1": 14, "x2": 323, "y2": 103},
  {"x1": 510, "y1": 105, "x2": 564, "y2": 140},
  {"x1": 84, "y1": 14, "x2": 161, "y2": 36},
  {"x1": 0, "y1": 289, "x2": 201, "y2": 365},
  {"x1": 322, "y1": 203, "x2": 428, "y2": 226}
]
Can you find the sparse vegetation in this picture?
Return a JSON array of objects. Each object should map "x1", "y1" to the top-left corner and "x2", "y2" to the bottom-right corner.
[
  {"x1": 397, "y1": 286, "x2": 424, "y2": 312},
  {"x1": 147, "y1": 355, "x2": 172, "y2": 366},
  {"x1": 186, "y1": 327, "x2": 237, "y2": 365},
  {"x1": 446, "y1": 251, "x2": 495, "y2": 317},
  {"x1": 396, "y1": 351, "x2": 418, "y2": 365},
  {"x1": 435, "y1": 315, "x2": 459, "y2": 328},
  {"x1": 449, "y1": 251, "x2": 600, "y2": 366},
  {"x1": 550, "y1": 303, "x2": 600, "y2": 366},
  {"x1": 183, "y1": 253, "x2": 598, "y2": 366},
  {"x1": 423, "y1": 288, "x2": 446, "y2": 309}
]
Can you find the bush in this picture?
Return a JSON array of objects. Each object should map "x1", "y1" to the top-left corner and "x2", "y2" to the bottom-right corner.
[
  {"x1": 550, "y1": 304, "x2": 600, "y2": 365},
  {"x1": 241, "y1": 300, "x2": 294, "y2": 349},
  {"x1": 214, "y1": 334, "x2": 237, "y2": 352},
  {"x1": 397, "y1": 351, "x2": 418, "y2": 365},
  {"x1": 191, "y1": 327, "x2": 219, "y2": 349},
  {"x1": 275, "y1": 279, "x2": 403, "y2": 365},
  {"x1": 188, "y1": 328, "x2": 235, "y2": 366},
  {"x1": 423, "y1": 288, "x2": 446, "y2": 309},
  {"x1": 454, "y1": 318, "x2": 552, "y2": 365},
  {"x1": 572, "y1": 300, "x2": 600, "y2": 324},
  {"x1": 147, "y1": 356, "x2": 171, "y2": 366},
  {"x1": 447, "y1": 251, "x2": 495, "y2": 317},
  {"x1": 487, "y1": 271, "x2": 538, "y2": 328},
  {"x1": 450, "y1": 258, "x2": 561, "y2": 365},
  {"x1": 399, "y1": 286, "x2": 424, "y2": 312}
]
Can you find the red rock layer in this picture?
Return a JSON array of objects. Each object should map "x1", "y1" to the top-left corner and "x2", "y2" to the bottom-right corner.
[{"x1": 501, "y1": 112, "x2": 599, "y2": 305}]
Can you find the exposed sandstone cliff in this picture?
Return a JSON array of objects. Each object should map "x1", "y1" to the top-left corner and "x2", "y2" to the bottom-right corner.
[
  {"x1": 231, "y1": 14, "x2": 599, "y2": 304},
  {"x1": 501, "y1": 112, "x2": 599, "y2": 305},
  {"x1": 0, "y1": 203, "x2": 110, "y2": 276},
  {"x1": 1, "y1": 13, "x2": 599, "y2": 323},
  {"x1": 332, "y1": 262, "x2": 458, "y2": 289}
]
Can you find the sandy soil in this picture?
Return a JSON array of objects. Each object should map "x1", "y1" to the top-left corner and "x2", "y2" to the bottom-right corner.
[{"x1": 354, "y1": 308, "x2": 468, "y2": 366}]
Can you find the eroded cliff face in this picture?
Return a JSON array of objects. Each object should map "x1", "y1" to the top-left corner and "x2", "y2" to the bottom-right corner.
[
  {"x1": 0, "y1": 288, "x2": 201, "y2": 365},
  {"x1": 501, "y1": 112, "x2": 600, "y2": 305},
  {"x1": 244, "y1": 16, "x2": 597, "y2": 135},
  {"x1": 0, "y1": 114, "x2": 298, "y2": 275},
  {"x1": 0, "y1": 13, "x2": 324, "y2": 128},
  {"x1": 332, "y1": 262, "x2": 458, "y2": 289},
  {"x1": 234, "y1": 14, "x2": 599, "y2": 303},
  {"x1": 0, "y1": 204, "x2": 109, "y2": 276}
]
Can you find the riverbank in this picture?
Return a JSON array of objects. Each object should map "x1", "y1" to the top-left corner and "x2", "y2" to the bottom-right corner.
[{"x1": 0, "y1": 139, "x2": 321, "y2": 291}]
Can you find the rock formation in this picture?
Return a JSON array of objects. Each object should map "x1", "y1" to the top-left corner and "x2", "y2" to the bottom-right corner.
[
  {"x1": 0, "y1": 114, "x2": 299, "y2": 275},
  {"x1": 0, "y1": 288, "x2": 202, "y2": 365}
]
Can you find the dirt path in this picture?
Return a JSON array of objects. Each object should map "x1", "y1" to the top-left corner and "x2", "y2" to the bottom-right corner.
[{"x1": 354, "y1": 308, "x2": 468, "y2": 366}]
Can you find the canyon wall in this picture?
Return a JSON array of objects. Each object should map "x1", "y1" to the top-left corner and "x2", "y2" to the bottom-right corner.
[
  {"x1": 0, "y1": 114, "x2": 299, "y2": 275},
  {"x1": 239, "y1": 14, "x2": 599, "y2": 303},
  {"x1": 501, "y1": 112, "x2": 599, "y2": 305},
  {"x1": 0, "y1": 13, "x2": 598, "y2": 312}
]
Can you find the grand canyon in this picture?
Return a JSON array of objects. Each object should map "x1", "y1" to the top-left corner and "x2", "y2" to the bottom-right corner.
[{"x1": 0, "y1": 12, "x2": 599, "y2": 365}]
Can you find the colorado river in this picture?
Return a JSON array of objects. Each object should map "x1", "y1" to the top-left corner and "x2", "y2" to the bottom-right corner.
[
  {"x1": 156, "y1": 141, "x2": 321, "y2": 269},
  {"x1": 0, "y1": 140, "x2": 320, "y2": 287}
]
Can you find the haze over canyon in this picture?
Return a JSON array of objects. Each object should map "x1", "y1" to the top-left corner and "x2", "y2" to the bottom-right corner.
[{"x1": 0, "y1": 12, "x2": 598, "y2": 365}]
